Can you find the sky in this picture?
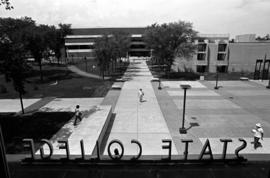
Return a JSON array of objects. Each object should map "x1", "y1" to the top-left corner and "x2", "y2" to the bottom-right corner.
[{"x1": 1, "y1": 0, "x2": 270, "y2": 38}]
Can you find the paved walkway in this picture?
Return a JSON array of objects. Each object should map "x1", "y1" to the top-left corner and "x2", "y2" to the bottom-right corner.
[
  {"x1": 251, "y1": 79, "x2": 269, "y2": 87},
  {"x1": 0, "y1": 99, "x2": 40, "y2": 113},
  {"x1": 155, "y1": 79, "x2": 270, "y2": 158},
  {"x1": 39, "y1": 98, "x2": 104, "y2": 112},
  {"x1": 104, "y1": 60, "x2": 177, "y2": 156},
  {"x1": 41, "y1": 105, "x2": 112, "y2": 155}
]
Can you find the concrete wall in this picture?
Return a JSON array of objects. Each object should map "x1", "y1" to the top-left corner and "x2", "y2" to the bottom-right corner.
[
  {"x1": 208, "y1": 44, "x2": 218, "y2": 72},
  {"x1": 228, "y1": 43, "x2": 270, "y2": 72}
]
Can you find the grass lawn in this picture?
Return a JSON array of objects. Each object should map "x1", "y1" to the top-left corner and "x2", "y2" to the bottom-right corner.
[
  {"x1": 0, "y1": 112, "x2": 73, "y2": 154},
  {"x1": 0, "y1": 63, "x2": 114, "y2": 99},
  {"x1": 74, "y1": 58, "x2": 130, "y2": 78}
]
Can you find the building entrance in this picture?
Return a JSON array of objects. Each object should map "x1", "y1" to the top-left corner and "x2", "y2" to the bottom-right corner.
[{"x1": 254, "y1": 59, "x2": 270, "y2": 80}]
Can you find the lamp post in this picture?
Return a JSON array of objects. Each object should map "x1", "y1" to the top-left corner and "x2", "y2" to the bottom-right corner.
[
  {"x1": 267, "y1": 76, "x2": 270, "y2": 89},
  {"x1": 214, "y1": 66, "x2": 219, "y2": 90},
  {"x1": 179, "y1": 84, "x2": 191, "y2": 134},
  {"x1": 158, "y1": 79, "x2": 162, "y2": 90}
]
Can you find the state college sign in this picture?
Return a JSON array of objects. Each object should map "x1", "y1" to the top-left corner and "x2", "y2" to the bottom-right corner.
[{"x1": 22, "y1": 137, "x2": 248, "y2": 162}]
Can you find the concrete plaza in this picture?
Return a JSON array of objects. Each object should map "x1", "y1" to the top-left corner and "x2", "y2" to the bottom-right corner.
[
  {"x1": 1, "y1": 59, "x2": 270, "y2": 160},
  {"x1": 155, "y1": 78, "x2": 270, "y2": 158}
]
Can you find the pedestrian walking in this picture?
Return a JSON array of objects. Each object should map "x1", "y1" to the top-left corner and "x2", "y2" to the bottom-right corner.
[
  {"x1": 74, "y1": 105, "x2": 82, "y2": 126},
  {"x1": 138, "y1": 88, "x2": 144, "y2": 102},
  {"x1": 252, "y1": 123, "x2": 264, "y2": 149}
]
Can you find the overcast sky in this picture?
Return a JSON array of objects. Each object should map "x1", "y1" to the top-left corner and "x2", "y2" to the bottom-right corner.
[{"x1": 1, "y1": 0, "x2": 270, "y2": 38}]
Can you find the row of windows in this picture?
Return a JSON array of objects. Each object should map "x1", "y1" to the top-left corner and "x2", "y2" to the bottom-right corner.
[
  {"x1": 130, "y1": 44, "x2": 147, "y2": 49},
  {"x1": 66, "y1": 45, "x2": 94, "y2": 49},
  {"x1": 66, "y1": 44, "x2": 146, "y2": 50},
  {"x1": 197, "y1": 53, "x2": 226, "y2": 61},
  {"x1": 131, "y1": 37, "x2": 144, "y2": 42},
  {"x1": 196, "y1": 65, "x2": 228, "y2": 73},
  {"x1": 197, "y1": 44, "x2": 227, "y2": 52},
  {"x1": 129, "y1": 51, "x2": 150, "y2": 57}
]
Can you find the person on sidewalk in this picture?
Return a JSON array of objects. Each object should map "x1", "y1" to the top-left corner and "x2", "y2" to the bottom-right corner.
[
  {"x1": 138, "y1": 88, "x2": 144, "y2": 102},
  {"x1": 252, "y1": 123, "x2": 264, "y2": 149},
  {"x1": 74, "y1": 105, "x2": 82, "y2": 126}
]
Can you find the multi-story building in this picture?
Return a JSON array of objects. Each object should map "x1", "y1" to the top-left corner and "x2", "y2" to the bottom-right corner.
[
  {"x1": 193, "y1": 34, "x2": 230, "y2": 73},
  {"x1": 64, "y1": 28, "x2": 270, "y2": 74},
  {"x1": 64, "y1": 28, "x2": 150, "y2": 61}
]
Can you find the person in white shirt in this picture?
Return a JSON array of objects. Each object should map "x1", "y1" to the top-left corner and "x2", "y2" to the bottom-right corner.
[
  {"x1": 138, "y1": 88, "x2": 144, "y2": 102},
  {"x1": 252, "y1": 123, "x2": 264, "y2": 149}
]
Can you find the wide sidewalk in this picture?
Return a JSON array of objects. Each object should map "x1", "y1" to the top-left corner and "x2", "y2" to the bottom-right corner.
[
  {"x1": 104, "y1": 60, "x2": 178, "y2": 156},
  {"x1": 155, "y1": 79, "x2": 270, "y2": 159}
]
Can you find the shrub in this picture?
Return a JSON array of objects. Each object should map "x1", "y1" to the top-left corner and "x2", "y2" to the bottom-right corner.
[
  {"x1": 33, "y1": 85, "x2": 39, "y2": 90},
  {"x1": 0, "y1": 84, "x2": 7, "y2": 93},
  {"x1": 161, "y1": 72, "x2": 200, "y2": 80}
]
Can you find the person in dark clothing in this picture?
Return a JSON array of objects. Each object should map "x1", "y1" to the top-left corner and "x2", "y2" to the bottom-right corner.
[{"x1": 74, "y1": 105, "x2": 82, "y2": 126}]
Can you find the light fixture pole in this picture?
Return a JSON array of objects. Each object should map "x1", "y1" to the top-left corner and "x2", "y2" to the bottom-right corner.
[
  {"x1": 214, "y1": 66, "x2": 219, "y2": 89},
  {"x1": 158, "y1": 79, "x2": 162, "y2": 90},
  {"x1": 180, "y1": 84, "x2": 191, "y2": 134},
  {"x1": 267, "y1": 75, "x2": 270, "y2": 89}
]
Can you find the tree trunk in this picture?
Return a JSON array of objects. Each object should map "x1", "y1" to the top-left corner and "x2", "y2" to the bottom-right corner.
[
  {"x1": 85, "y1": 60, "x2": 87, "y2": 72},
  {"x1": 111, "y1": 60, "x2": 114, "y2": 73},
  {"x1": 39, "y1": 60, "x2": 43, "y2": 81},
  {"x1": 102, "y1": 61, "x2": 105, "y2": 80},
  {"x1": 19, "y1": 92, "x2": 24, "y2": 114},
  {"x1": 115, "y1": 58, "x2": 117, "y2": 71}
]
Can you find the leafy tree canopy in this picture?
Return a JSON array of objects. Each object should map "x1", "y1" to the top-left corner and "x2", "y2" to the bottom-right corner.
[
  {"x1": 94, "y1": 32, "x2": 130, "y2": 79},
  {"x1": 144, "y1": 21, "x2": 197, "y2": 71},
  {"x1": 256, "y1": 34, "x2": 270, "y2": 41},
  {"x1": 0, "y1": 17, "x2": 72, "y2": 81},
  {"x1": 0, "y1": 0, "x2": 13, "y2": 10}
]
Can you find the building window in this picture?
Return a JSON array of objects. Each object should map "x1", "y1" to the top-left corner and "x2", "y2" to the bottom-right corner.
[
  {"x1": 131, "y1": 37, "x2": 143, "y2": 42},
  {"x1": 197, "y1": 53, "x2": 206, "y2": 60},
  {"x1": 218, "y1": 44, "x2": 227, "y2": 52},
  {"x1": 67, "y1": 45, "x2": 94, "y2": 49},
  {"x1": 197, "y1": 65, "x2": 207, "y2": 73},
  {"x1": 216, "y1": 65, "x2": 227, "y2": 73},
  {"x1": 217, "y1": 53, "x2": 226, "y2": 61},
  {"x1": 130, "y1": 44, "x2": 146, "y2": 49},
  {"x1": 197, "y1": 44, "x2": 207, "y2": 52},
  {"x1": 198, "y1": 38, "x2": 204, "y2": 43}
]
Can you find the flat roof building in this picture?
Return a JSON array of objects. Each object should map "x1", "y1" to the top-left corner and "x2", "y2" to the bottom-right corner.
[
  {"x1": 64, "y1": 28, "x2": 270, "y2": 75},
  {"x1": 64, "y1": 28, "x2": 150, "y2": 60}
]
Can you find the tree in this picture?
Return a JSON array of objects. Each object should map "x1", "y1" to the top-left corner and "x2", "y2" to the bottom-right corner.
[
  {"x1": 0, "y1": 17, "x2": 37, "y2": 113},
  {"x1": 0, "y1": 39, "x2": 30, "y2": 114},
  {"x1": 0, "y1": 17, "x2": 36, "y2": 44},
  {"x1": 144, "y1": 21, "x2": 197, "y2": 76},
  {"x1": 94, "y1": 34, "x2": 112, "y2": 80},
  {"x1": 48, "y1": 23, "x2": 72, "y2": 65},
  {"x1": 25, "y1": 26, "x2": 45, "y2": 81},
  {"x1": 94, "y1": 32, "x2": 130, "y2": 79},
  {"x1": 256, "y1": 34, "x2": 270, "y2": 41},
  {"x1": 0, "y1": 0, "x2": 13, "y2": 10},
  {"x1": 25, "y1": 24, "x2": 55, "y2": 81},
  {"x1": 110, "y1": 31, "x2": 130, "y2": 72}
]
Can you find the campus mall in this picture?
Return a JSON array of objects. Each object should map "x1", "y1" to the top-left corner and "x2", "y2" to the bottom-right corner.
[
  {"x1": 1, "y1": 28, "x2": 270, "y2": 178},
  {"x1": 65, "y1": 28, "x2": 270, "y2": 75}
]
